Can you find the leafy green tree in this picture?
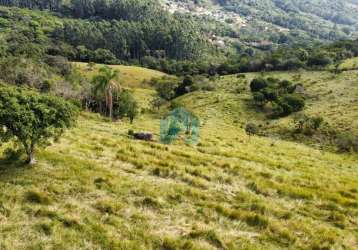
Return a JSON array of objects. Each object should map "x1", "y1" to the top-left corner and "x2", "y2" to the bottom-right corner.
[
  {"x1": 92, "y1": 66, "x2": 121, "y2": 120},
  {"x1": 152, "y1": 76, "x2": 180, "y2": 101},
  {"x1": 0, "y1": 85, "x2": 78, "y2": 164},
  {"x1": 113, "y1": 90, "x2": 139, "y2": 123}
]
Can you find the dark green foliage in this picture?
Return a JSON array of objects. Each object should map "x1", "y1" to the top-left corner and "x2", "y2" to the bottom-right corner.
[
  {"x1": 293, "y1": 114, "x2": 324, "y2": 135},
  {"x1": 152, "y1": 76, "x2": 181, "y2": 101},
  {"x1": 175, "y1": 75, "x2": 194, "y2": 96},
  {"x1": 245, "y1": 123, "x2": 259, "y2": 137},
  {"x1": 92, "y1": 49, "x2": 118, "y2": 65},
  {"x1": 253, "y1": 92, "x2": 267, "y2": 107},
  {"x1": 0, "y1": 85, "x2": 78, "y2": 164},
  {"x1": 307, "y1": 53, "x2": 333, "y2": 67},
  {"x1": 250, "y1": 78, "x2": 268, "y2": 92},
  {"x1": 0, "y1": 3, "x2": 207, "y2": 75},
  {"x1": 279, "y1": 94, "x2": 305, "y2": 114},
  {"x1": 250, "y1": 77, "x2": 305, "y2": 118},
  {"x1": 113, "y1": 90, "x2": 139, "y2": 123},
  {"x1": 0, "y1": 2, "x2": 357, "y2": 77}
]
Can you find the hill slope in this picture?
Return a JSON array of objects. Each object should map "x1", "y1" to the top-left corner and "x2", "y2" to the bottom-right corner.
[
  {"x1": 73, "y1": 62, "x2": 166, "y2": 88},
  {"x1": 166, "y1": 0, "x2": 358, "y2": 42},
  {"x1": 0, "y1": 65, "x2": 358, "y2": 249}
]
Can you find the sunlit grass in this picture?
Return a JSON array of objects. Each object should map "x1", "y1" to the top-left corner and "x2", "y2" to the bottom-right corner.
[
  {"x1": 0, "y1": 110, "x2": 357, "y2": 249},
  {"x1": 73, "y1": 62, "x2": 166, "y2": 88},
  {"x1": 0, "y1": 64, "x2": 357, "y2": 249}
]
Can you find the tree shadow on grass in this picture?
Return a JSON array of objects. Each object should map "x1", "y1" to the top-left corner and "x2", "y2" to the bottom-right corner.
[{"x1": 0, "y1": 157, "x2": 31, "y2": 180}]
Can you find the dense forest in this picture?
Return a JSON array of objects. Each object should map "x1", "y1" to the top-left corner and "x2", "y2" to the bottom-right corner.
[
  {"x1": 0, "y1": 0, "x2": 357, "y2": 77},
  {"x1": 214, "y1": 0, "x2": 358, "y2": 39},
  {"x1": 0, "y1": 0, "x2": 207, "y2": 62}
]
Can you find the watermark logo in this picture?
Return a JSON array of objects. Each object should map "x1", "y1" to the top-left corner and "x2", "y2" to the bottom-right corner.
[{"x1": 160, "y1": 107, "x2": 199, "y2": 145}]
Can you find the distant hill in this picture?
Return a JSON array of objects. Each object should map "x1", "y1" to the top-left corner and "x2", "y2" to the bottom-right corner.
[{"x1": 164, "y1": 0, "x2": 358, "y2": 44}]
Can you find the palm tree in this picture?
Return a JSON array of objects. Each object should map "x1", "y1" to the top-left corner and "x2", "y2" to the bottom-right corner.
[{"x1": 92, "y1": 66, "x2": 121, "y2": 120}]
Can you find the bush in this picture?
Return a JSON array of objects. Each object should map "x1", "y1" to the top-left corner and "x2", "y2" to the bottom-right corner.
[
  {"x1": 253, "y1": 92, "x2": 267, "y2": 107},
  {"x1": 336, "y1": 133, "x2": 358, "y2": 152},
  {"x1": 282, "y1": 94, "x2": 305, "y2": 112},
  {"x1": 293, "y1": 114, "x2": 324, "y2": 135},
  {"x1": 250, "y1": 78, "x2": 268, "y2": 92},
  {"x1": 245, "y1": 123, "x2": 259, "y2": 137},
  {"x1": 128, "y1": 129, "x2": 134, "y2": 137},
  {"x1": 250, "y1": 77, "x2": 305, "y2": 118},
  {"x1": 307, "y1": 53, "x2": 333, "y2": 67},
  {"x1": 45, "y1": 55, "x2": 72, "y2": 76},
  {"x1": 152, "y1": 76, "x2": 180, "y2": 101},
  {"x1": 175, "y1": 75, "x2": 194, "y2": 96},
  {"x1": 92, "y1": 48, "x2": 118, "y2": 64}
]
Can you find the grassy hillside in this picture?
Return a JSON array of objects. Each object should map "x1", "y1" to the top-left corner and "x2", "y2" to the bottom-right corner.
[
  {"x1": 0, "y1": 64, "x2": 358, "y2": 249},
  {"x1": 1, "y1": 113, "x2": 357, "y2": 249},
  {"x1": 73, "y1": 62, "x2": 166, "y2": 89},
  {"x1": 181, "y1": 67, "x2": 358, "y2": 146}
]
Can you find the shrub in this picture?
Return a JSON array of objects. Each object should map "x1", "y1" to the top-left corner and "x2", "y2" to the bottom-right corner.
[
  {"x1": 250, "y1": 78, "x2": 268, "y2": 92},
  {"x1": 245, "y1": 123, "x2": 259, "y2": 137},
  {"x1": 293, "y1": 114, "x2": 324, "y2": 135},
  {"x1": 253, "y1": 92, "x2": 267, "y2": 107},
  {"x1": 92, "y1": 48, "x2": 118, "y2": 64},
  {"x1": 336, "y1": 133, "x2": 358, "y2": 152},
  {"x1": 151, "y1": 97, "x2": 166, "y2": 110},
  {"x1": 45, "y1": 55, "x2": 72, "y2": 76},
  {"x1": 175, "y1": 75, "x2": 194, "y2": 96},
  {"x1": 282, "y1": 94, "x2": 305, "y2": 112},
  {"x1": 307, "y1": 53, "x2": 333, "y2": 67},
  {"x1": 250, "y1": 77, "x2": 305, "y2": 118},
  {"x1": 152, "y1": 76, "x2": 180, "y2": 101},
  {"x1": 128, "y1": 129, "x2": 134, "y2": 137}
]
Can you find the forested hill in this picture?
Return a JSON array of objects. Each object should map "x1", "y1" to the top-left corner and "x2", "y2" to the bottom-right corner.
[
  {"x1": 165, "y1": 0, "x2": 358, "y2": 42},
  {"x1": 0, "y1": 0, "x2": 357, "y2": 76},
  {"x1": 0, "y1": 0, "x2": 207, "y2": 62}
]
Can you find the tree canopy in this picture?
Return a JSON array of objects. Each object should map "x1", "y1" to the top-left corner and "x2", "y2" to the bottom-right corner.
[{"x1": 0, "y1": 85, "x2": 78, "y2": 164}]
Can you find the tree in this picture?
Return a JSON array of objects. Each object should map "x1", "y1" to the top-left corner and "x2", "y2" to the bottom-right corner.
[
  {"x1": 152, "y1": 76, "x2": 180, "y2": 101},
  {"x1": 92, "y1": 66, "x2": 121, "y2": 120},
  {"x1": 151, "y1": 97, "x2": 166, "y2": 110},
  {"x1": 113, "y1": 90, "x2": 139, "y2": 123},
  {"x1": 0, "y1": 85, "x2": 78, "y2": 164}
]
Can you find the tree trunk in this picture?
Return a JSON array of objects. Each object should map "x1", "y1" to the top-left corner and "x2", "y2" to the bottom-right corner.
[
  {"x1": 99, "y1": 101, "x2": 102, "y2": 114},
  {"x1": 27, "y1": 146, "x2": 36, "y2": 165},
  {"x1": 108, "y1": 88, "x2": 113, "y2": 121}
]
